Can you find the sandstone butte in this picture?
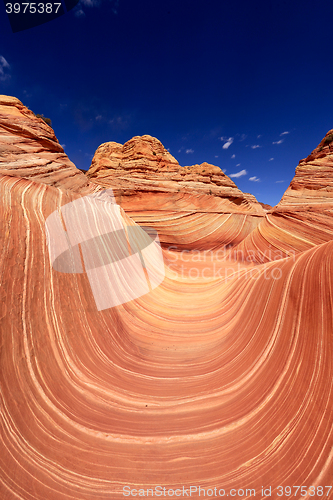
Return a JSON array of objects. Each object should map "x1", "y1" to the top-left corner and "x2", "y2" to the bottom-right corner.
[
  {"x1": 87, "y1": 136, "x2": 266, "y2": 249},
  {"x1": 1, "y1": 94, "x2": 333, "y2": 500}
]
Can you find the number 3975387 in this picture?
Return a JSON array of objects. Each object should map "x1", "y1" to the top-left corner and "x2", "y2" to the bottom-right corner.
[{"x1": 5, "y1": 3, "x2": 61, "y2": 14}]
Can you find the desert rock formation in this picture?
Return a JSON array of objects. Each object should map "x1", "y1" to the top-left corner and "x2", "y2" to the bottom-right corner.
[
  {"x1": 232, "y1": 130, "x2": 333, "y2": 262},
  {"x1": 87, "y1": 135, "x2": 265, "y2": 249},
  {"x1": 0, "y1": 95, "x2": 90, "y2": 192},
  {"x1": 1, "y1": 96, "x2": 333, "y2": 499}
]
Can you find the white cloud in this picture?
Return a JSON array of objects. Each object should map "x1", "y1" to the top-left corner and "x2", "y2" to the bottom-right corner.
[
  {"x1": 273, "y1": 139, "x2": 284, "y2": 144},
  {"x1": 61, "y1": 144, "x2": 66, "y2": 148},
  {"x1": 249, "y1": 176, "x2": 260, "y2": 182},
  {"x1": 251, "y1": 145, "x2": 261, "y2": 149},
  {"x1": 236, "y1": 163, "x2": 241, "y2": 167},
  {"x1": 276, "y1": 180, "x2": 285, "y2": 183},
  {"x1": 95, "y1": 115, "x2": 102, "y2": 120},
  {"x1": 221, "y1": 137, "x2": 234, "y2": 149},
  {"x1": 239, "y1": 134, "x2": 247, "y2": 141},
  {"x1": 257, "y1": 134, "x2": 262, "y2": 139},
  {"x1": 269, "y1": 158, "x2": 274, "y2": 161},
  {"x1": 222, "y1": 169, "x2": 227, "y2": 173},
  {"x1": 280, "y1": 131, "x2": 289, "y2": 136},
  {"x1": 231, "y1": 154, "x2": 235, "y2": 159},
  {"x1": 186, "y1": 149, "x2": 194, "y2": 154},
  {"x1": 0, "y1": 55, "x2": 9, "y2": 69},
  {"x1": 229, "y1": 169, "x2": 247, "y2": 178},
  {"x1": 0, "y1": 55, "x2": 10, "y2": 81},
  {"x1": 215, "y1": 155, "x2": 219, "y2": 158}
]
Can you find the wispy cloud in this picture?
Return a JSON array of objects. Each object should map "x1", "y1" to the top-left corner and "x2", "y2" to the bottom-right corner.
[
  {"x1": 273, "y1": 139, "x2": 284, "y2": 145},
  {"x1": 239, "y1": 134, "x2": 247, "y2": 141},
  {"x1": 231, "y1": 154, "x2": 235, "y2": 159},
  {"x1": 76, "y1": 0, "x2": 119, "y2": 13},
  {"x1": 280, "y1": 131, "x2": 289, "y2": 136},
  {"x1": 276, "y1": 180, "x2": 285, "y2": 183},
  {"x1": 236, "y1": 163, "x2": 241, "y2": 167},
  {"x1": 74, "y1": 8, "x2": 85, "y2": 16},
  {"x1": 112, "y1": 0, "x2": 119, "y2": 15},
  {"x1": 251, "y1": 145, "x2": 261, "y2": 149},
  {"x1": 95, "y1": 115, "x2": 102, "y2": 120},
  {"x1": 215, "y1": 155, "x2": 219, "y2": 158},
  {"x1": 257, "y1": 134, "x2": 262, "y2": 139},
  {"x1": 80, "y1": 0, "x2": 101, "y2": 7},
  {"x1": 229, "y1": 169, "x2": 247, "y2": 178},
  {"x1": 0, "y1": 55, "x2": 10, "y2": 82},
  {"x1": 249, "y1": 176, "x2": 260, "y2": 182},
  {"x1": 269, "y1": 158, "x2": 274, "y2": 161},
  {"x1": 186, "y1": 149, "x2": 194, "y2": 154},
  {"x1": 108, "y1": 114, "x2": 130, "y2": 131},
  {"x1": 112, "y1": 0, "x2": 120, "y2": 14},
  {"x1": 221, "y1": 137, "x2": 234, "y2": 149}
]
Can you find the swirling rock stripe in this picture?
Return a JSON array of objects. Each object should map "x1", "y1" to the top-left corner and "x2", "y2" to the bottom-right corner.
[
  {"x1": 1, "y1": 174, "x2": 333, "y2": 499},
  {"x1": 126, "y1": 210, "x2": 263, "y2": 250},
  {"x1": 230, "y1": 206, "x2": 333, "y2": 263}
]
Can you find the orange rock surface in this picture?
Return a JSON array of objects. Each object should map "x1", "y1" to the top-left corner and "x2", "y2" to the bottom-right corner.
[
  {"x1": 0, "y1": 95, "x2": 89, "y2": 192},
  {"x1": 87, "y1": 135, "x2": 265, "y2": 249},
  {"x1": 232, "y1": 130, "x2": 333, "y2": 262},
  {"x1": 1, "y1": 97, "x2": 333, "y2": 499}
]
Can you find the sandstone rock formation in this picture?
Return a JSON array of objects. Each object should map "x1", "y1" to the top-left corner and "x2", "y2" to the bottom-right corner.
[
  {"x1": 232, "y1": 129, "x2": 333, "y2": 262},
  {"x1": 278, "y1": 128, "x2": 333, "y2": 207},
  {"x1": 1, "y1": 96, "x2": 333, "y2": 500},
  {"x1": 87, "y1": 136, "x2": 263, "y2": 212},
  {"x1": 0, "y1": 95, "x2": 90, "y2": 192},
  {"x1": 86, "y1": 135, "x2": 265, "y2": 249}
]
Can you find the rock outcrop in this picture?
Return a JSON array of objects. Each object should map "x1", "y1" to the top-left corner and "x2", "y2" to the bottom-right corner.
[
  {"x1": 86, "y1": 135, "x2": 265, "y2": 249},
  {"x1": 1, "y1": 96, "x2": 333, "y2": 500},
  {"x1": 279, "y1": 129, "x2": 333, "y2": 207},
  {"x1": 231, "y1": 130, "x2": 333, "y2": 262},
  {"x1": 0, "y1": 95, "x2": 90, "y2": 192},
  {"x1": 87, "y1": 135, "x2": 264, "y2": 214}
]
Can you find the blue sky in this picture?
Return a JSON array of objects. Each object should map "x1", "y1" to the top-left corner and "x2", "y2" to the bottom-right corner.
[{"x1": 1, "y1": 0, "x2": 333, "y2": 206}]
